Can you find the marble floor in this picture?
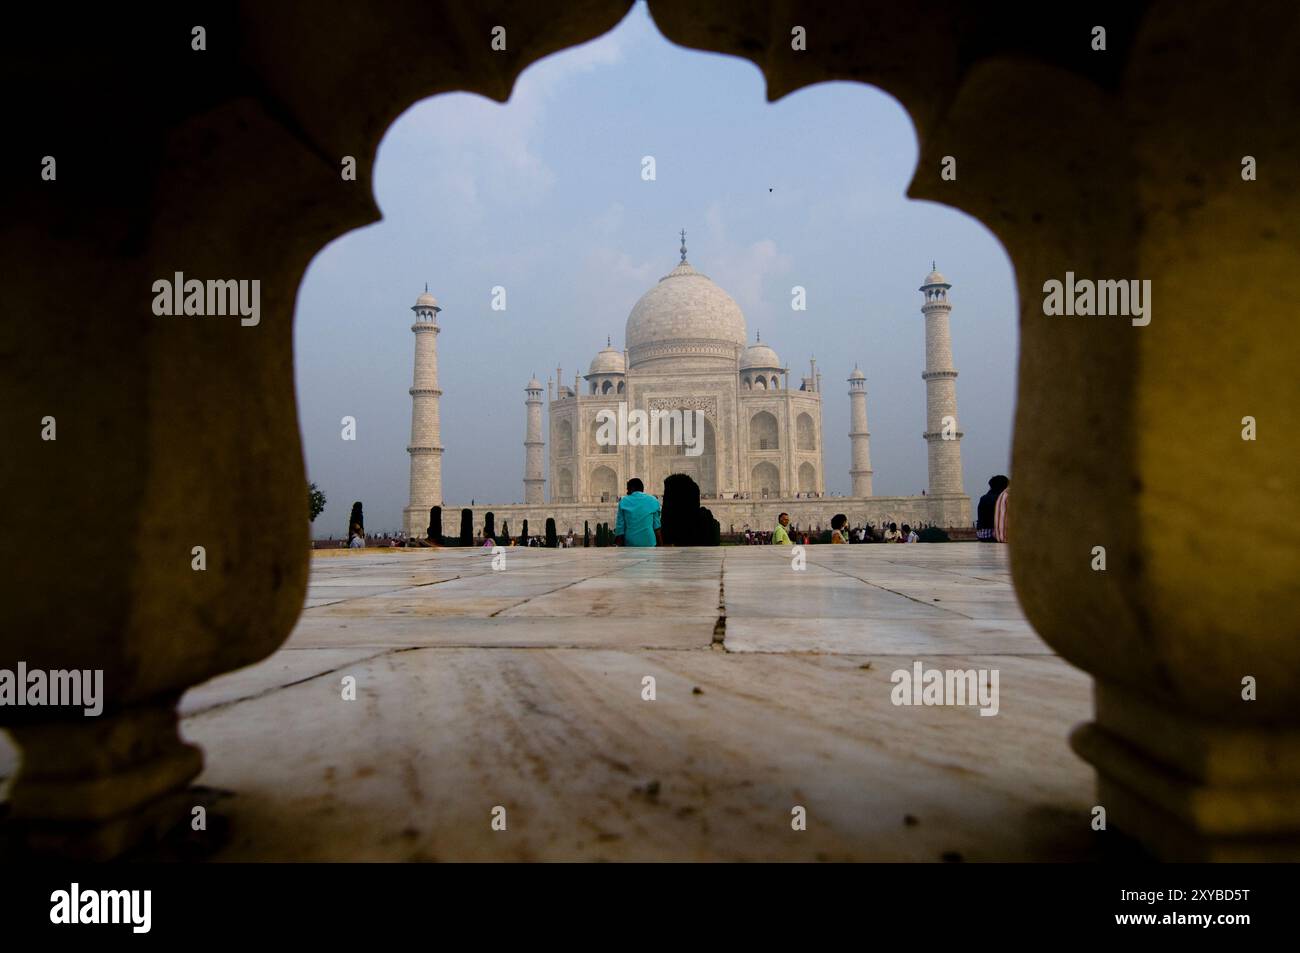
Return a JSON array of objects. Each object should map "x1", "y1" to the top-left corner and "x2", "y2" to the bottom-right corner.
[{"x1": 1, "y1": 545, "x2": 1106, "y2": 861}]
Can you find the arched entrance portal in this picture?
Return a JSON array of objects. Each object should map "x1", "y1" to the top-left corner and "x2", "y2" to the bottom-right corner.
[
  {"x1": 650, "y1": 415, "x2": 717, "y2": 497},
  {"x1": 590, "y1": 465, "x2": 618, "y2": 503},
  {"x1": 752, "y1": 461, "x2": 780, "y2": 498}
]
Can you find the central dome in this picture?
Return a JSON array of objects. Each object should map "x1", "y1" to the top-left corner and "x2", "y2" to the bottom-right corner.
[{"x1": 625, "y1": 259, "x2": 747, "y2": 369}]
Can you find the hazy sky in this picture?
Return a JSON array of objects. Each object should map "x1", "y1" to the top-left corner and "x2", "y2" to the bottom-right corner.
[{"x1": 295, "y1": 3, "x2": 1017, "y2": 536}]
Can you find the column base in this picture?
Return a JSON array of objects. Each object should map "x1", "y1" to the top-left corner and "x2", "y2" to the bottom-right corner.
[
  {"x1": 1069, "y1": 681, "x2": 1300, "y2": 861},
  {"x1": 2, "y1": 697, "x2": 203, "y2": 860}
]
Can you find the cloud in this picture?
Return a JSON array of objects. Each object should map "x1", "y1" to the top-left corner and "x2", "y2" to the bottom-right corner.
[
  {"x1": 373, "y1": 30, "x2": 625, "y2": 227},
  {"x1": 696, "y1": 202, "x2": 794, "y2": 326}
]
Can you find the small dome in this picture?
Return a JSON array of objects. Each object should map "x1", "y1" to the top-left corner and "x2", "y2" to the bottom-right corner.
[
  {"x1": 740, "y1": 340, "x2": 781, "y2": 370},
  {"x1": 920, "y1": 265, "x2": 949, "y2": 288},
  {"x1": 526, "y1": 375, "x2": 542, "y2": 390},
  {"x1": 848, "y1": 366, "x2": 866, "y2": 380},
  {"x1": 587, "y1": 345, "x2": 626, "y2": 376},
  {"x1": 415, "y1": 291, "x2": 439, "y2": 309}
]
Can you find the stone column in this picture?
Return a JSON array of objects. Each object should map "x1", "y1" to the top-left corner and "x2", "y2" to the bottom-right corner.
[
  {"x1": 848, "y1": 367, "x2": 873, "y2": 496},
  {"x1": 523, "y1": 377, "x2": 544, "y2": 503},
  {"x1": 403, "y1": 292, "x2": 443, "y2": 537}
]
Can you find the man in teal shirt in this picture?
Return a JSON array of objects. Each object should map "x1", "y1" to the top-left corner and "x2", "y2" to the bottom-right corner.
[{"x1": 615, "y1": 478, "x2": 662, "y2": 547}]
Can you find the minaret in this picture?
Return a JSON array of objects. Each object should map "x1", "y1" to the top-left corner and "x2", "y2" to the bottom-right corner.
[
  {"x1": 920, "y1": 264, "x2": 964, "y2": 495},
  {"x1": 847, "y1": 365, "x2": 873, "y2": 496},
  {"x1": 523, "y1": 375, "x2": 545, "y2": 503},
  {"x1": 403, "y1": 286, "x2": 444, "y2": 537}
]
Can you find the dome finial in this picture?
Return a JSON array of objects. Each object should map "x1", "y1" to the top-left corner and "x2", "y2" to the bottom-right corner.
[
  {"x1": 425, "y1": 281, "x2": 429, "y2": 292},
  {"x1": 607, "y1": 335, "x2": 611, "y2": 348},
  {"x1": 931, "y1": 260, "x2": 935, "y2": 272},
  {"x1": 680, "y1": 228, "x2": 687, "y2": 263},
  {"x1": 756, "y1": 329, "x2": 761, "y2": 342}
]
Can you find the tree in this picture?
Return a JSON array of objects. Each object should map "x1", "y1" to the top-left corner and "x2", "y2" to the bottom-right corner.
[
  {"x1": 545, "y1": 517, "x2": 557, "y2": 548},
  {"x1": 459, "y1": 508, "x2": 473, "y2": 547},
  {"x1": 428, "y1": 506, "x2": 442, "y2": 544},
  {"x1": 308, "y1": 482, "x2": 326, "y2": 523},
  {"x1": 484, "y1": 512, "x2": 496, "y2": 542},
  {"x1": 521, "y1": 519, "x2": 529, "y2": 541},
  {"x1": 500, "y1": 521, "x2": 510, "y2": 545},
  {"x1": 348, "y1": 501, "x2": 364, "y2": 539},
  {"x1": 584, "y1": 520, "x2": 590, "y2": 548}
]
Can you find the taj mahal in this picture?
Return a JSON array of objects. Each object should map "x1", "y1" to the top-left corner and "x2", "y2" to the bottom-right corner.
[{"x1": 401, "y1": 234, "x2": 973, "y2": 539}]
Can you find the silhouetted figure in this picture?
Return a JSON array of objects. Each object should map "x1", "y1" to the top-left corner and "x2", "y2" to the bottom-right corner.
[
  {"x1": 661, "y1": 473, "x2": 701, "y2": 545},
  {"x1": 661, "y1": 473, "x2": 722, "y2": 546},
  {"x1": 977, "y1": 475, "x2": 1010, "y2": 542}
]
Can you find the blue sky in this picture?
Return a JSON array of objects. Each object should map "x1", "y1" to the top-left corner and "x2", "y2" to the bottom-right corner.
[{"x1": 294, "y1": 3, "x2": 1017, "y2": 535}]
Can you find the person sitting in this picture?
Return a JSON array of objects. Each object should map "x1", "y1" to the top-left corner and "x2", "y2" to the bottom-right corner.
[
  {"x1": 902, "y1": 523, "x2": 919, "y2": 543},
  {"x1": 977, "y1": 475, "x2": 1010, "y2": 541},
  {"x1": 614, "y1": 478, "x2": 662, "y2": 547},
  {"x1": 883, "y1": 522, "x2": 901, "y2": 542}
]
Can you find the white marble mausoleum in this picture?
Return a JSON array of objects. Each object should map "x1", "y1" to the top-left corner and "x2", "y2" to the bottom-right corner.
[{"x1": 402, "y1": 235, "x2": 973, "y2": 538}]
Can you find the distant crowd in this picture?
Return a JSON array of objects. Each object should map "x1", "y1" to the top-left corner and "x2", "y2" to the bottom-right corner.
[
  {"x1": 742, "y1": 517, "x2": 918, "y2": 545},
  {"x1": 330, "y1": 473, "x2": 1011, "y2": 549},
  {"x1": 598, "y1": 472, "x2": 1011, "y2": 548}
]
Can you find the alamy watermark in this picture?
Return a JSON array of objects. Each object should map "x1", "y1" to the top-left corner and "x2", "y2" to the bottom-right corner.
[
  {"x1": 50, "y1": 883, "x2": 150, "y2": 933},
  {"x1": 0, "y1": 662, "x2": 103, "y2": 716},
  {"x1": 151, "y1": 272, "x2": 260, "y2": 326},
  {"x1": 594, "y1": 402, "x2": 704, "y2": 456},
  {"x1": 890, "y1": 662, "x2": 999, "y2": 716},
  {"x1": 1042, "y1": 272, "x2": 1151, "y2": 327}
]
